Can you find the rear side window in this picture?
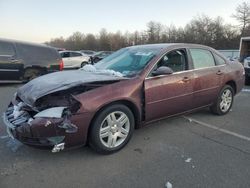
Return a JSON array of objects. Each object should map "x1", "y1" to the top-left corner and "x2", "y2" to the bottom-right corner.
[
  {"x1": 70, "y1": 52, "x2": 82, "y2": 57},
  {"x1": 0, "y1": 41, "x2": 15, "y2": 56},
  {"x1": 190, "y1": 49, "x2": 215, "y2": 69},
  {"x1": 17, "y1": 44, "x2": 59, "y2": 62},
  {"x1": 60, "y1": 52, "x2": 70, "y2": 58},
  {"x1": 214, "y1": 53, "x2": 226, "y2": 65}
]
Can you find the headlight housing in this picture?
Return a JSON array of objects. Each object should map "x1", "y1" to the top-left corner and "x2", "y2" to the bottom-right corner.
[{"x1": 34, "y1": 107, "x2": 67, "y2": 118}]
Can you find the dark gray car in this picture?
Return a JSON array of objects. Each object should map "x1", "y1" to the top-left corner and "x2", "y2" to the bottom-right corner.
[{"x1": 0, "y1": 38, "x2": 63, "y2": 82}]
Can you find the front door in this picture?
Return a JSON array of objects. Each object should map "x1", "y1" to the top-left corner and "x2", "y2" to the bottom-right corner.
[
  {"x1": 144, "y1": 49, "x2": 194, "y2": 121},
  {"x1": 0, "y1": 41, "x2": 23, "y2": 80}
]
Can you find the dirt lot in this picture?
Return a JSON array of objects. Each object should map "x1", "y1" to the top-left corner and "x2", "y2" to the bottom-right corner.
[{"x1": 0, "y1": 84, "x2": 250, "y2": 188}]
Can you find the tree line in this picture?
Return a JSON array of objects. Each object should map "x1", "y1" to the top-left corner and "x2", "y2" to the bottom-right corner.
[{"x1": 46, "y1": 2, "x2": 250, "y2": 51}]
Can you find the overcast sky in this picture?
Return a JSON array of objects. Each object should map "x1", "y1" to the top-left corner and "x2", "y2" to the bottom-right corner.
[{"x1": 0, "y1": 0, "x2": 244, "y2": 43}]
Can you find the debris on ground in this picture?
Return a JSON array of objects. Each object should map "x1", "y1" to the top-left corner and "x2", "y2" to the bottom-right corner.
[
  {"x1": 165, "y1": 181, "x2": 173, "y2": 188},
  {"x1": 185, "y1": 158, "x2": 192, "y2": 163}
]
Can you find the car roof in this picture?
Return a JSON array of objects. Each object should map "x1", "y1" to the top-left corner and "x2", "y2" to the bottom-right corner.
[
  {"x1": 128, "y1": 43, "x2": 212, "y2": 50},
  {"x1": 59, "y1": 50, "x2": 83, "y2": 53},
  {"x1": 0, "y1": 38, "x2": 52, "y2": 49}
]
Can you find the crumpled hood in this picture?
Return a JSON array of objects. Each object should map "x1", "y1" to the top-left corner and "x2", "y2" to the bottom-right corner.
[{"x1": 17, "y1": 70, "x2": 126, "y2": 107}]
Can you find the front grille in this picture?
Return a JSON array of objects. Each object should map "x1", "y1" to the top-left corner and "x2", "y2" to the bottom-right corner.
[{"x1": 5, "y1": 103, "x2": 32, "y2": 128}]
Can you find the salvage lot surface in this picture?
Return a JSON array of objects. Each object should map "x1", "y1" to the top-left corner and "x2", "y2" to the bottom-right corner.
[{"x1": 0, "y1": 84, "x2": 250, "y2": 188}]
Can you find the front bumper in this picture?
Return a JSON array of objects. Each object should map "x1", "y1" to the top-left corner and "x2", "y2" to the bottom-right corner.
[
  {"x1": 2, "y1": 104, "x2": 93, "y2": 149},
  {"x1": 3, "y1": 111, "x2": 56, "y2": 148}
]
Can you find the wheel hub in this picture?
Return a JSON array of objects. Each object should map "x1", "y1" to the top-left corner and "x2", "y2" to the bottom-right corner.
[{"x1": 111, "y1": 124, "x2": 118, "y2": 133}]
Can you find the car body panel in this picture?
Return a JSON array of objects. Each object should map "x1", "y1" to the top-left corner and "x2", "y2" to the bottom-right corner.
[
  {"x1": 144, "y1": 71, "x2": 194, "y2": 121},
  {"x1": 0, "y1": 38, "x2": 62, "y2": 82},
  {"x1": 17, "y1": 70, "x2": 127, "y2": 107},
  {"x1": 0, "y1": 55, "x2": 24, "y2": 80}
]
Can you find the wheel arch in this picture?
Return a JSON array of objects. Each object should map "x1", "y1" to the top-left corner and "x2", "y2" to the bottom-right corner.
[
  {"x1": 86, "y1": 99, "x2": 141, "y2": 143},
  {"x1": 23, "y1": 66, "x2": 47, "y2": 79},
  {"x1": 225, "y1": 80, "x2": 237, "y2": 95},
  {"x1": 24, "y1": 65, "x2": 47, "y2": 74}
]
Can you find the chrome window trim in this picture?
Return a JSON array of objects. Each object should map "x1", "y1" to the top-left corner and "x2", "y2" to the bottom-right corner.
[
  {"x1": 145, "y1": 48, "x2": 189, "y2": 79},
  {"x1": 0, "y1": 69, "x2": 19, "y2": 72},
  {"x1": 145, "y1": 64, "x2": 226, "y2": 80}
]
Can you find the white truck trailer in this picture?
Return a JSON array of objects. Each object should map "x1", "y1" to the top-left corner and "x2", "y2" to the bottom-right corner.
[{"x1": 239, "y1": 37, "x2": 250, "y2": 84}]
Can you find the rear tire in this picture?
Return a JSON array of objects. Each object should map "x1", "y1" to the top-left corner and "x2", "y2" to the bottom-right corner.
[
  {"x1": 81, "y1": 62, "x2": 87, "y2": 68},
  {"x1": 23, "y1": 68, "x2": 43, "y2": 81},
  {"x1": 89, "y1": 104, "x2": 134, "y2": 154},
  {"x1": 210, "y1": 85, "x2": 234, "y2": 115}
]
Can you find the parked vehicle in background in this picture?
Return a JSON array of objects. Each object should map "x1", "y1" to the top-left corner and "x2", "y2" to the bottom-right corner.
[
  {"x1": 239, "y1": 37, "x2": 250, "y2": 84},
  {"x1": 3, "y1": 43, "x2": 244, "y2": 154},
  {"x1": 0, "y1": 38, "x2": 63, "y2": 82},
  {"x1": 243, "y1": 57, "x2": 250, "y2": 84},
  {"x1": 55, "y1": 47, "x2": 66, "y2": 52},
  {"x1": 218, "y1": 50, "x2": 239, "y2": 61},
  {"x1": 59, "y1": 50, "x2": 90, "y2": 69},
  {"x1": 92, "y1": 51, "x2": 113, "y2": 63},
  {"x1": 80, "y1": 50, "x2": 96, "y2": 57}
]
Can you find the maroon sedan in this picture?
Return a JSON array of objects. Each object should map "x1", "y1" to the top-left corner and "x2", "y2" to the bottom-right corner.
[{"x1": 3, "y1": 44, "x2": 245, "y2": 154}]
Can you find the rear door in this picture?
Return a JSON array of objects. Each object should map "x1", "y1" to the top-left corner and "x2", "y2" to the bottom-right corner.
[
  {"x1": 144, "y1": 49, "x2": 194, "y2": 121},
  {"x1": 70, "y1": 52, "x2": 83, "y2": 68},
  {"x1": 0, "y1": 41, "x2": 23, "y2": 80},
  {"x1": 60, "y1": 52, "x2": 71, "y2": 68},
  {"x1": 188, "y1": 48, "x2": 226, "y2": 108}
]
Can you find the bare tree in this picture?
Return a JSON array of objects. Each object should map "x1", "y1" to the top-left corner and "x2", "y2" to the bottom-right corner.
[
  {"x1": 47, "y1": 11, "x2": 246, "y2": 51},
  {"x1": 232, "y1": 1, "x2": 250, "y2": 36},
  {"x1": 146, "y1": 21, "x2": 163, "y2": 43}
]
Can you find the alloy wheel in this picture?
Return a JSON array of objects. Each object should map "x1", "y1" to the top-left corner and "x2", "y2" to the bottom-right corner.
[
  {"x1": 220, "y1": 89, "x2": 233, "y2": 113},
  {"x1": 99, "y1": 111, "x2": 130, "y2": 148}
]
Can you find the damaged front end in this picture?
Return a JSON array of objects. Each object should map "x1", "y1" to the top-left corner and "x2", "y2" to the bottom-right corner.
[
  {"x1": 3, "y1": 84, "x2": 100, "y2": 153},
  {"x1": 3, "y1": 98, "x2": 79, "y2": 153},
  {"x1": 3, "y1": 70, "x2": 126, "y2": 152}
]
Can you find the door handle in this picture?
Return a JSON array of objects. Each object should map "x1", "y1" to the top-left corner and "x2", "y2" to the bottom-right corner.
[
  {"x1": 216, "y1": 70, "x2": 223, "y2": 75},
  {"x1": 10, "y1": 59, "x2": 18, "y2": 63},
  {"x1": 182, "y1": 77, "x2": 190, "y2": 82}
]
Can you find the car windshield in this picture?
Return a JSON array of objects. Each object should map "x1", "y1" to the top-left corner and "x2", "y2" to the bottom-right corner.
[{"x1": 94, "y1": 47, "x2": 161, "y2": 77}]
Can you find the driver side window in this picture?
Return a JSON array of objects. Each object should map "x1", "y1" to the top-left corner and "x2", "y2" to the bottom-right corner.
[{"x1": 150, "y1": 49, "x2": 188, "y2": 76}]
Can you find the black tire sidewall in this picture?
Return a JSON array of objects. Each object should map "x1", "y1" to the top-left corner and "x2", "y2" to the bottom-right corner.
[
  {"x1": 24, "y1": 68, "x2": 41, "y2": 81},
  {"x1": 81, "y1": 62, "x2": 87, "y2": 67},
  {"x1": 89, "y1": 104, "x2": 135, "y2": 154}
]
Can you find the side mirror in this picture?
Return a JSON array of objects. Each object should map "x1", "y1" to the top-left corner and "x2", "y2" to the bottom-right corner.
[{"x1": 152, "y1": 66, "x2": 173, "y2": 76}]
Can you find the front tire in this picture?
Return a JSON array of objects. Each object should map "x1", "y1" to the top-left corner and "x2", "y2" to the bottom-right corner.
[
  {"x1": 89, "y1": 104, "x2": 134, "y2": 154},
  {"x1": 23, "y1": 68, "x2": 43, "y2": 81},
  {"x1": 210, "y1": 85, "x2": 234, "y2": 115}
]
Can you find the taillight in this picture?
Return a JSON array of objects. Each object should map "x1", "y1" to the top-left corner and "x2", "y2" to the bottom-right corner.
[{"x1": 59, "y1": 59, "x2": 64, "y2": 71}]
